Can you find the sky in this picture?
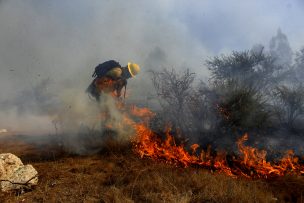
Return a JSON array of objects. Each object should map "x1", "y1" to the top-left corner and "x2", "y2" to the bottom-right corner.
[
  {"x1": 0, "y1": 0, "x2": 304, "y2": 135},
  {"x1": 173, "y1": 0, "x2": 304, "y2": 53}
]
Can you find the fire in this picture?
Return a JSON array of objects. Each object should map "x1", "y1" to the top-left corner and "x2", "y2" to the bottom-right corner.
[
  {"x1": 124, "y1": 105, "x2": 304, "y2": 179},
  {"x1": 130, "y1": 105, "x2": 156, "y2": 118},
  {"x1": 97, "y1": 93, "x2": 303, "y2": 179}
]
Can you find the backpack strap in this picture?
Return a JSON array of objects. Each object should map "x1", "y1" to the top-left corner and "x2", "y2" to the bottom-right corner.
[{"x1": 123, "y1": 82, "x2": 127, "y2": 99}]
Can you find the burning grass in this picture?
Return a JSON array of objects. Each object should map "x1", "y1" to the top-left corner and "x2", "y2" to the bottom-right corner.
[
  {"x1": 1, "y1": 105, "x2": 304, "y2": 202},
  {"x1": 127, "y1": 106, "x2": 304, "y2": 179},
  {"x1": 2, "y1": 135, "x2": 304, "y2": 203}
]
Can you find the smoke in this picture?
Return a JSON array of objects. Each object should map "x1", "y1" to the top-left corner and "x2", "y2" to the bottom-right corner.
[
  {"x1": 0, "y1": 1, "x2": 304, "y2": 156},
  {"x1": 0, "y1": 0, "x2": 209, "y2": 136}
]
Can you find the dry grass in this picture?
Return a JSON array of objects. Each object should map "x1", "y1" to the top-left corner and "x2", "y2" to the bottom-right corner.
[{"x1": 0, "y1": 135, "x2": 303, "y2": 203}]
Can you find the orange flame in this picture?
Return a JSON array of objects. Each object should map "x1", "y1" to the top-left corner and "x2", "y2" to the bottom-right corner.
[{"x1": 125, "y1": 106, "x2": 304, "y2": 179}]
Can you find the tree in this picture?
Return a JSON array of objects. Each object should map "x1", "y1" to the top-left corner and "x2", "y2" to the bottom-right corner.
[
  {"x1": 292, "y1": 47, "x2": 304, "y2": 83},
  {"x1": 295, "y1": 47, "x2": 304, "y2": 65},
  {"x1": 213, "y1": 80, "x2": 270, "y2": 132},
  {"x1": 151, "y1": 68, "x2": 195, "y2": 110},
  {"x1": 150, "y1": 68, "x2": 195, "y2": 136},
  {"x1": 206, "y1": 49, "x2": 281, "y2": 91},
  {"x1": 187, "y1": 82, "x2": 218, "y2": 133},
  {"x1": 269, "y1": 28, "x2": 293, "y2": 67},
  {"x1": 272, "y1": 84, "x2": 304, "y2": 130}
]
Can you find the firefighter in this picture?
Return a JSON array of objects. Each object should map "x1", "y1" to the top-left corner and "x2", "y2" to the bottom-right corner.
[{"x1": 86, "y1": 60, "x2": 141, "y2": 101}]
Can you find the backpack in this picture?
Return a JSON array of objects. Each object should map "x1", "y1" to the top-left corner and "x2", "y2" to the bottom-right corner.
[{"x1": 92, "y1": 60, "x2": 121, "y2": 78}]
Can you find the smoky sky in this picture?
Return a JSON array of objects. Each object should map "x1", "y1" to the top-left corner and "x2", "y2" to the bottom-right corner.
[
  {"x1": 0, "y1": 0, "x2": 304, "y2": 134},
  {"x1": 173, "y1": 0, "x2": 304, "y2": 53}
]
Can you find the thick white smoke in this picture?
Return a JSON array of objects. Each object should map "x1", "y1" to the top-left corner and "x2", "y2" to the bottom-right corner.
[
  {"x1": 0, "y1": 0, "x2": 209, "y2": 135},
  {"x1": 0, "y1": 0, "x2": 304, "y2": 137}
]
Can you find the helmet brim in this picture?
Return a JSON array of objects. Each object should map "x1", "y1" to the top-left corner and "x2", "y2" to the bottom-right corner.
[{"x1": 127, "y1": 63, "x2": 135, "y2": 77}]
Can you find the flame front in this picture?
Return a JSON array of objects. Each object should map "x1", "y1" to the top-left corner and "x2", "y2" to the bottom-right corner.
[{"x1": 124, "y1": 106, "x2": 304, "y2": 179}]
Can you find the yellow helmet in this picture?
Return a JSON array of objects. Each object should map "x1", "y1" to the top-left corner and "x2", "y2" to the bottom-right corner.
[{"x1": 127, "y1": 62, "x2": 141, "y2": 77}]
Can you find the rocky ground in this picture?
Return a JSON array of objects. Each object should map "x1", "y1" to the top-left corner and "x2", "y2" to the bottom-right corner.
[{"x1": 0, "y1": 134, "x2": 303, "y2": 203}]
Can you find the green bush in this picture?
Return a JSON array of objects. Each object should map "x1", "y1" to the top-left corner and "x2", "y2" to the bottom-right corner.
[{"x1": 214, "y1": 80, "x2": 270, "y2": 131}]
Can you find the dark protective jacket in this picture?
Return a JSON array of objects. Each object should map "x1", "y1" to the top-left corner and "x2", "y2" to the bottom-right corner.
[{"x1": 87, "y1": 60, "x2": 127, "y2": 101}]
